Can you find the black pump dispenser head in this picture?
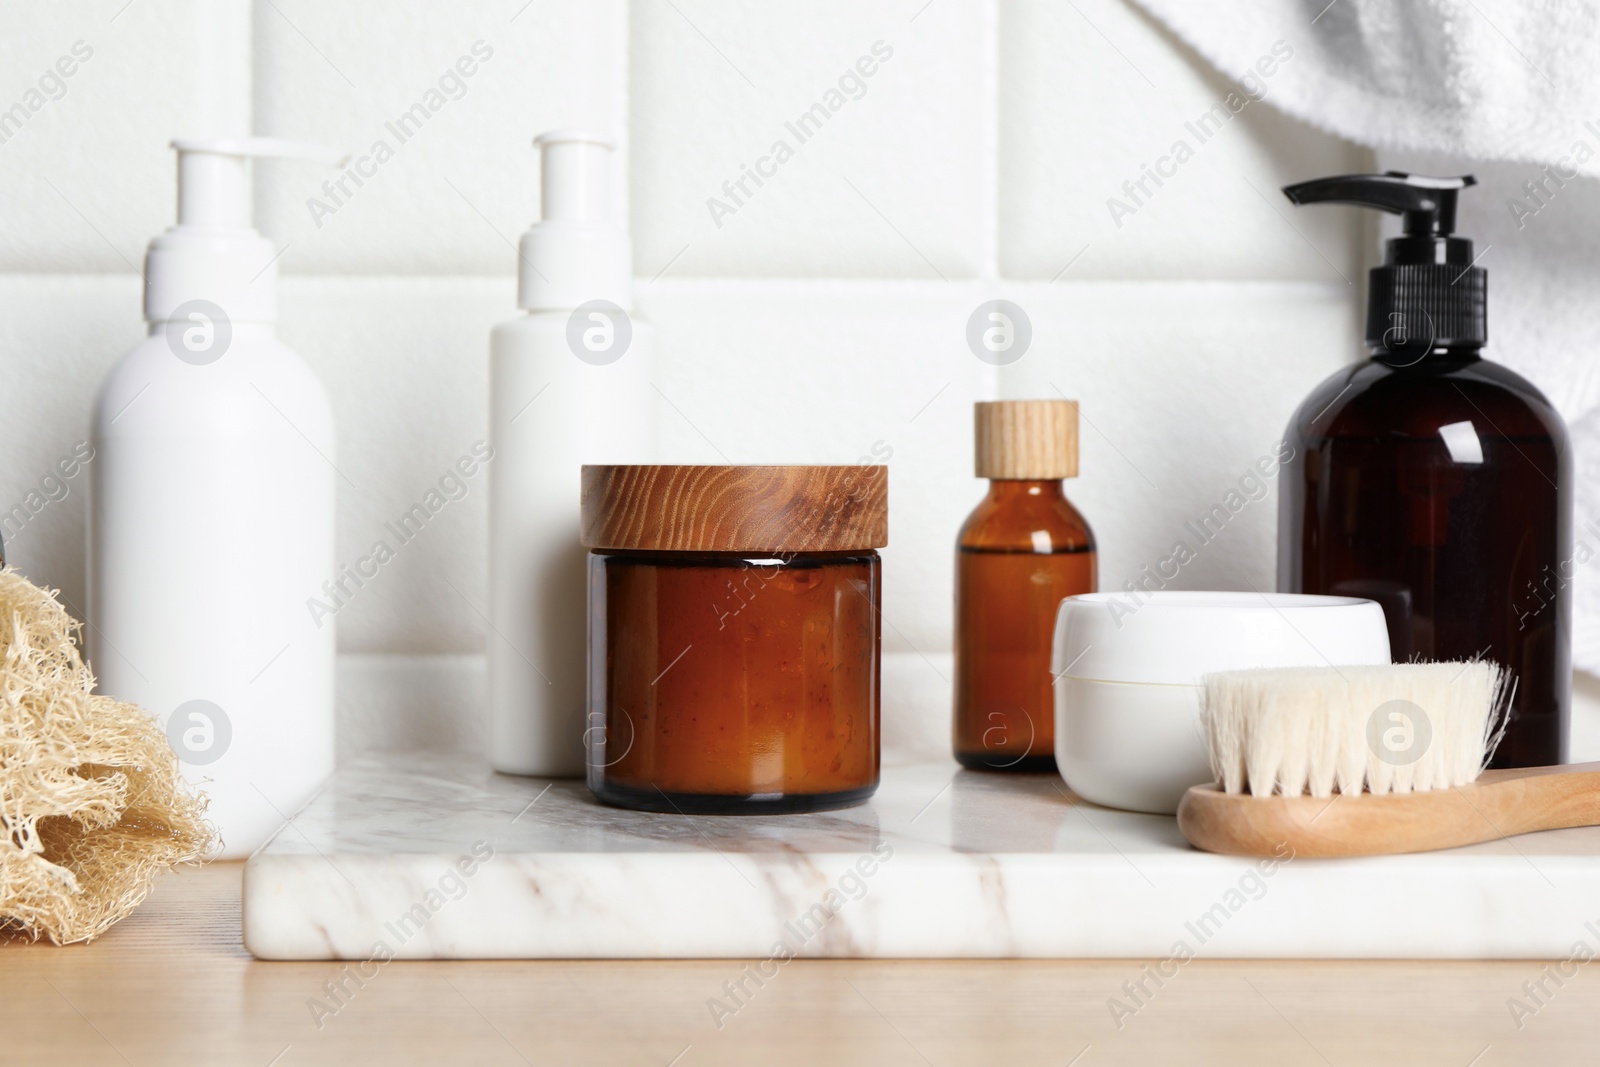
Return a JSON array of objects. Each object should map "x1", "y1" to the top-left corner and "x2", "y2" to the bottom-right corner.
[{"x1": 1283, "y1": 171, "x2": 1485, "y2": 361}]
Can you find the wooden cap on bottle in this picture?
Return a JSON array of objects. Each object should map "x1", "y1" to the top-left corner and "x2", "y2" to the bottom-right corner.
[
  {"x1": 581, "y1": 465, "x2": 888, "y2": 553},
  {"x1": 974, "y1": 400, "x2": 1079, "y2": 479}
]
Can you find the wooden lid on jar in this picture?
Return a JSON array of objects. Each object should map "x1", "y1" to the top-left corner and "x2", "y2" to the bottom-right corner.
[
  {"x1": 974, "y1": 399, "x2": 1079, "y2": 479},
  {"x1": 581, "y1": 465, "x2": 888, "y2": 553}
]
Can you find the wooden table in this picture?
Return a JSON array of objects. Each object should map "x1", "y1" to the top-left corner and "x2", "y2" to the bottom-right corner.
[{"x1": 5, "y1": 862, "x2": 1593, "y2": 1065}]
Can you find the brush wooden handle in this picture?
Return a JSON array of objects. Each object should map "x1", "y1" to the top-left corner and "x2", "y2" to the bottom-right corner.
[{"x1": 1177, "y1": 762, "x2": 1600, "y2": 857}]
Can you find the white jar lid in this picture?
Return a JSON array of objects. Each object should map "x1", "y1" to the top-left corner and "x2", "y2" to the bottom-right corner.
[{"x1": 1052, "y1": 591, "x2": 1391, "y2": 686}]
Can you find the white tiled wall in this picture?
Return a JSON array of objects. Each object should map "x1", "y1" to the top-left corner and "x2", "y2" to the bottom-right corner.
[
  {"x1": 254, "y1": 1, "x2": 626, "y2": 273},
  {"x1": 1000, "y1": 0, "x2": 1363, "y2": 281},
  {"x1": 630, "y1": 0, "x2": 995, "y2": 278},
  {"x1": 0, "y1": 0, "x2": 1371, "y2": 760}
]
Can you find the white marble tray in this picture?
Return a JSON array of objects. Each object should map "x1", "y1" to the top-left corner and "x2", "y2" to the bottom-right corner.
[{"x1": 242, "y1": 751, "x2": 1600, "y2": 959}]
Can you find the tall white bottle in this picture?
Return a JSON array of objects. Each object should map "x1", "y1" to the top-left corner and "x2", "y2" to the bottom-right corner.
[
  {"x1": 489, "y1": 131, "x2": 656, "y2": 776},
  {"x1": 89, "y1": 138, "x2": 343, "y2": 857}
]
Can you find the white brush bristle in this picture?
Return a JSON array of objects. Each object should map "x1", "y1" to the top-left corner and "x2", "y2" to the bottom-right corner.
[{"x1": 1201, "y1": 662, "x2": 1510, "y2": 797}]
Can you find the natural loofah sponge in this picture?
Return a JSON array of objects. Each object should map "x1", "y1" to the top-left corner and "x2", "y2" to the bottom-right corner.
[{"x1": 0, "y1": 567, "x2": 214, "y2": 944}]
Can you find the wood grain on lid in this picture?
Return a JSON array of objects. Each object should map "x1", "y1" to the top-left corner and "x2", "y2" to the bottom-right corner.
[
  {"x1": 974, "y1": 400, "x2": 1079, "y2": 479},
  {"x1": 581, "y1": 465, "x2": 889, "y2": 552}
]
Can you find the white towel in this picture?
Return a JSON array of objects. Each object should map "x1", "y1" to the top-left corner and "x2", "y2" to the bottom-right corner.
[{"x1": 1133, "y1": 0, "x2": 1600, "y2": 674}]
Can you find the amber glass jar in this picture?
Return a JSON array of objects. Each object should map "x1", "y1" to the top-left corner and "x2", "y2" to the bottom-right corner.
[
  {"x1": 582, "y1": 464, "x2": 887, "y2": 814},
  {"x1": 954, "y1": 401, "x2": 1096, "y2": 772}
]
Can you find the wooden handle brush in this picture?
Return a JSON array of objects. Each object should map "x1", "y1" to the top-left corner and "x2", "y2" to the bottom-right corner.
[{"x1": 1177, "y1": 662, "x2": 1600, "y2": 857}]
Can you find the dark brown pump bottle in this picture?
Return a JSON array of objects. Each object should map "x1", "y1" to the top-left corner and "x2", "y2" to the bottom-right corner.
[
  {"x1": 954, "y1": 400, "x2": 1096, "y2": 772},
  {"x1": 1278, "y1": 173, "x2": 1572, "y2": 767}
]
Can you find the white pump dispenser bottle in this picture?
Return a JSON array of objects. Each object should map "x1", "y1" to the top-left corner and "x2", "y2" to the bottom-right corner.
[
  {"x1": 89, "y1": 138, "x2": 346, "y2": 857},
  {"x1": 488, "y1": 131, "x2": 656, "y2": 776}
]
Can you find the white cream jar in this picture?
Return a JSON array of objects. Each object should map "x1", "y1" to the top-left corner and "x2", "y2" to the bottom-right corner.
[{"x1": 1051, "y1": 592, "x2": 1391, "y2": 814}]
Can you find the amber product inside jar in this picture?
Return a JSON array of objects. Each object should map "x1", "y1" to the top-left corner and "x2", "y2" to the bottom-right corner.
[
  {"x1": 954, "y1": 401, "x2": 1097, "y2": 772},
  {"x1": 582, "y1": 464, "x2": 887, "y2": 814}
]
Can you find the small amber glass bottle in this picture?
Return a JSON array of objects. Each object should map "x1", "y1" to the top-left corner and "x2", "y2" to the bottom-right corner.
[
  {"x1": 582, "y1": 464, "x2": 888, "y2": 814},
  {"x1": 954, "y1": 400, "x2": 1096, "y2": 772}
]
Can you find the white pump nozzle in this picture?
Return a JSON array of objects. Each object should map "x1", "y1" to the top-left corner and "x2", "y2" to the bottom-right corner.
[
  {"x1": 171, "y1": 138, "x2": 349, "y2": 229},
  {"x1": 146, "y1": 137, "x2": 348, "y2": 325},
  {"x1": 534, "y1": 130, "x2": 612, "y2": 223},
  {"x1": 518, "y1": 130, "x2": 631, "y2": 312}
]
